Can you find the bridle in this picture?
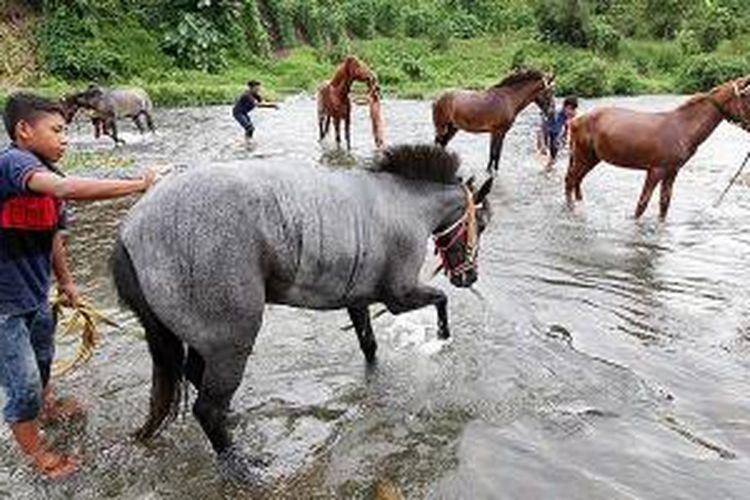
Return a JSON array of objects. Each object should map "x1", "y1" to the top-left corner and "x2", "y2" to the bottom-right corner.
[
  {"x1": 433, "y1": 186, "x2": 479, "y2": 279},
  {"x1": 708, "y1": 80, "x2": 750, "y2": 129}
]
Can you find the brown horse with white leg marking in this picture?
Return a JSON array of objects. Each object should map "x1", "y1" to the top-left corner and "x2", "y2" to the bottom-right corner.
[
  {"x1": 317, "y1": 55, "x2": 381, "y2": 149},
  {"x1": 566, "y1": 75, "x2": 750, "y2": 219},
  {"x1": 433, "y1": 69, "x2": 555, "y2": 172}
]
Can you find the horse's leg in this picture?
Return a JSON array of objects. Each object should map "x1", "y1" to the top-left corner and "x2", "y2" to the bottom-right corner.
[
  {"x1": 144, "y1": 111, "x2": 155, "y2": 133},
  {"x1": 490, "y1": 131, "x2": 506, "y2": 172},
  {"x1": 574, "y1": 159, "x2": 599, "y2": 201},
  {"x1": 385, "y1": 286, "x2": 449, "y2": 339},
  {"x1": 192, "y1": 342, "x2": 253, "y2": 455},
  {"x1": 334, "y1": 118, "x2": 342, "y2": 148},
  {"x1": 486, "y1": 133, "x2": 502, "y2": 172},
  {"x1": 435, "y1": 123, "x2": 457, "y2": 147},
  {"x1": 133, "y1": 114, "x2": 145, "y2": 134},
  {"x1": 347, "y1": 306, "x2": 376, "y2": 363},
  {"x1": 318, "y1": 112, "x2": 326, "y2": 140},
  {"x1": 345, "y1": 113, "x2": 351, "y2": 151},
  {"x1": 634, "y1": 167, "x2": 664, "y2": 219},
  {"x1": 659, "y1": 168, "x2": 678, "y2": 220},
  {"x1": 185, "y1": 346, "x2": 205, "y2": 389},
  {"x1": 108, "y1": 118, "x2": 122, "y2": 145}
]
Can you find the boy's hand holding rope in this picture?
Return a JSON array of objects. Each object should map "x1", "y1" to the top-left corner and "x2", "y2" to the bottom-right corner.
[{"x1": 50, "y1": 292, "x2": 121, "y2": 377}]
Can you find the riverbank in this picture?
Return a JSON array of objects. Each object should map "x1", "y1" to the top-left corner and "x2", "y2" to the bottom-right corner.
[{"x1": 1, "y1": 34, "x2": 748, "y2": 109}]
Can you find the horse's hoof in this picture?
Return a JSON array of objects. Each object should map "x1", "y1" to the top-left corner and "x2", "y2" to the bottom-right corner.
[
  {"x1": 218, "y1": 446, "x2": 267, "y2": 483},
  {"x1": 438, "y1": 328, "x2": 450, "y2": 340}
]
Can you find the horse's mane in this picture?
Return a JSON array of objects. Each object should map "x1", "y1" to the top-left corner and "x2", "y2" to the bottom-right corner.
[
  {"x1": 372, "y1": 144, "x2": 460, "y2": 184},
  {"x1": 493, "y1": 69, "x2": 545, "y2": 89}
]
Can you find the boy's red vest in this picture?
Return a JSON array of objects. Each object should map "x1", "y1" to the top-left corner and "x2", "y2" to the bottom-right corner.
[{"x1": 0, "y1": 194, "x2": 61, "y2": 231}]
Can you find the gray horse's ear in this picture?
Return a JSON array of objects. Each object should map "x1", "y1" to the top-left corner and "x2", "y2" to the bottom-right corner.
[{"x1": 474, "y1": 177, "x2": 493, "y2": 204}]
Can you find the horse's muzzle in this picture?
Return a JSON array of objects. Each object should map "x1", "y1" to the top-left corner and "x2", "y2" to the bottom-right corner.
[{"x1": 450, "y1": 269, "x2": 477, "y2": 288}]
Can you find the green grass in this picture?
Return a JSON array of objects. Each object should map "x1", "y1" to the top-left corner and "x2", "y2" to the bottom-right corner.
[{"x1": 1, "y1": 35, "x2": 747, "y2": 111}]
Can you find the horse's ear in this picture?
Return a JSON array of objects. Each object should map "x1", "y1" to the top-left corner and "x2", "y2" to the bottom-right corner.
[
  {"x1": 464, "y1": 175, "x2": 476, "y2": 191},
  {"x1": 474, "y1": 177, "x2": 493, "y2": 204}
]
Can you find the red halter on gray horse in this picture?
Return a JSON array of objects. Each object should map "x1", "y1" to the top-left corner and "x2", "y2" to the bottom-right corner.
[{"x1": 565, "y1": 75, "x2": 750, "y2": 219}]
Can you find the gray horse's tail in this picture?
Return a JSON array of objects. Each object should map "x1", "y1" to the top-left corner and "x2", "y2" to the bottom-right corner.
[{"x1": 110, "y1": 237, "x2": 183, "y2": 441}]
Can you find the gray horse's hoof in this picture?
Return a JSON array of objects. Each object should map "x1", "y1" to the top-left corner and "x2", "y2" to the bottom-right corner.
[{"x1": 218, "y1": 446, "x2": 268, "y2": 483}]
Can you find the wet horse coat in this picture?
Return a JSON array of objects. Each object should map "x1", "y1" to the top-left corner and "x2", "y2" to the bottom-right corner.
[
  {"x1": 565, "y1": 75, "x2": 750, "y2": 218},
  {"x1": 64, "y1": 86, "x2": 155, "y2": 144},
  {"x1": 111, "y1": 145, "x2": 492, "y2": 475},
  {"x1": 433, "y1": 69, "x2": 555, "y2": 172}
]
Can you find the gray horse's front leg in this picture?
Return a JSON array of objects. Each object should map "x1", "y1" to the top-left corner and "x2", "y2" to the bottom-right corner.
[
  {"x1": 385, "y1": 286, "x2": 449, "y2": 339},
  {"x1": 347, "y1": 306, "x2": 377, "y2": 363}
]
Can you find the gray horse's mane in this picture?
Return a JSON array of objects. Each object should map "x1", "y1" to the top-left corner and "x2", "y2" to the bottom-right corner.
[
  {"x1": 493, "y1": 69, "x2": 545, "y2": 89},
  {"x1": 372, "y1": 144, "x2": 460, "y2": 184}
]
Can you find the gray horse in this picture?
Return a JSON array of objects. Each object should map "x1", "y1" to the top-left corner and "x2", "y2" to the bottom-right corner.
[
  {"x1": 63, "y1": 85, "x2": 155, "y2": 144},
  {"x1": 111, "y1": 144, "x2": 493, "y2": 476}
]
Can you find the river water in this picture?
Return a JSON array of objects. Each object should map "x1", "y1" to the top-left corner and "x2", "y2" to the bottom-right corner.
[{"x1": 1, "y1": 95, "x2": 749, "y2": 499}]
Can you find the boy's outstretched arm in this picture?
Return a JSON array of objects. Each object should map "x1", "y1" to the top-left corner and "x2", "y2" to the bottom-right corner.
[{"x1": 26, "y1": 169, "x2": 155, "y2": 201}]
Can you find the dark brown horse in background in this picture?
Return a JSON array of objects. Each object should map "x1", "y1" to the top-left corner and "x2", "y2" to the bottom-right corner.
[
  {"x1": 566, "y1": 75, "x2": 750, "y2": 219},
  {"x1": 433, "y1": 69, "x2": 555, "y2": 172},
  {"x1": 317, "y1": 55, "x2": 381, "y2": 149}
]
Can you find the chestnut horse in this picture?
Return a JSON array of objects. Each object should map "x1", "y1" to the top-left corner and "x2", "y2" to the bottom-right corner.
[
  {"x1": 317, "y1": 55, "x2": 380, "y2": 149},
  {"x1": 565, "y1": 75, "x2": 750, "y2": 219},
  {"x1": 433, "y1": 69, "x2": 555, "y2": 172}
]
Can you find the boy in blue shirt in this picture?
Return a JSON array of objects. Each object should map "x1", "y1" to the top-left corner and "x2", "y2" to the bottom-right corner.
[
  {"x1": 0, "y1": 93, "x2": 155, "y2": 479},
  {"x1": 232, "y1": 80, "x2": 278, "y2": 139},
  {"x1": 539, "y1": 96, "x2": 578, "y2": 171}
]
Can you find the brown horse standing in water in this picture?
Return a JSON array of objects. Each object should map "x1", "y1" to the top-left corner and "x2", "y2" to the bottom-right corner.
[
  {"x1": 433, "y1": 69, "x2": 556, "y2": 172},
  {"x1": 317, "y1": 55, "x2": 381, "y2": 149},
  {"x1": 566, "y1": 75, "x2": 750, "y2": 219}
]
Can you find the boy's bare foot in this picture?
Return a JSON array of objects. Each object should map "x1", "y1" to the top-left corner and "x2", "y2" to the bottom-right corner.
[{"x1": 31, "y1": 449, "x2": 78, "y2": 479}]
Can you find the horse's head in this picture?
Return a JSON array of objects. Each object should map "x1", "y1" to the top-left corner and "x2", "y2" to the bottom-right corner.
[
  {"x1": 534, "y1": 72, "x2": 556, "y2": 119},
  {"x1": 60, "y1": 94, "x2": 79, "y2": 124},
  {"x1": 345, "y1": 56, "x2": 377, "y2": 86},
  {"x1": 434, "y1": 176, "x2": 493, "y2": 288},
  {"x1": 728, "y1": 75, "x2": 750, "y2": 131}
]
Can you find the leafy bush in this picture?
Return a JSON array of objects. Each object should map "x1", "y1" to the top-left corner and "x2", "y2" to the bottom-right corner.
[
  {"x1": 343, "y1": 0, "x2": 376, "y2": 39},
  {"x1": 37, "y1": 4, "x2": 170, "y2": 81},
  {"x1": 677, "y1": 54, "x2": 749, "y2": 92},
  {"x1": 404, "y1": 6, "x2": 434, "y2": 38},
  {"x1": 559, "y1": 56, "x2": 610, "y2": 96},
  {"x1": 609, "y1": 64, "x2": 642, "y2": 95},
  {"x1": 374, "y1": 0, "x2": 404, "y2": 37},
  {"x1": 163, "y1": 13, "x2": 227, "y2": 72},
  {"x1": 534, "y1": 0, "x2": 590, "y2": 48},
  {"x1": 589, "y1": 16, "x2": 620, "y2": 55},
  {"x1": 448, "y1": 10, "x2": 485, "y2": 39}
]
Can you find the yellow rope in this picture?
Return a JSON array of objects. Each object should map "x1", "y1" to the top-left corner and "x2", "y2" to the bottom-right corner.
[{"x1": 50, "y1": 293, "x2": 120, "y2": 377}]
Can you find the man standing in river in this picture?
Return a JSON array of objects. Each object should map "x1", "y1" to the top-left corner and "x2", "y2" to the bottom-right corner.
[{"x1": 232, "y1": 80, "x2": 278, "y2": 139}]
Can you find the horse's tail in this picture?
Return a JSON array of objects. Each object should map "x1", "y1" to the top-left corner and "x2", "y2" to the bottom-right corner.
[{"x1": 110, "y1": 237, "x2": 184, "y2": 441}]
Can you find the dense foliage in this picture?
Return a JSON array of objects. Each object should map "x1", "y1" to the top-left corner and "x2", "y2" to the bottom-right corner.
[{"x1": 2, "y1": 0, "x2": 747, "y2": 102}]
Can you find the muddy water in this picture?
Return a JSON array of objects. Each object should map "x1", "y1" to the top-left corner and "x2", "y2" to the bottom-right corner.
[{"x1": 1, "y1": 96, "x2": 749, "y2": 499}]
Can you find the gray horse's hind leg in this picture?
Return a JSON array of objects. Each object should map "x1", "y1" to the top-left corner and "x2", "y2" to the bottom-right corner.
[
  {"x1": 191, "y1": 315, "x2": 261, "y2": 456},
  {"x1": 143, "y1": 111, "x2": 155, "y2": 133},
  {"x1": 347, "y1": 306, "x2": 377, "y2": 363},
  {"x1": 385, "y1": 286, "x2": 450, "y2": 339},
  {"x1": 132, "y1": 114, "x2": 145, "y2": 134}
]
